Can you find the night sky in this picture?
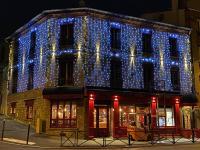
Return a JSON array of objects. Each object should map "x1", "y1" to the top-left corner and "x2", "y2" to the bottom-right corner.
[{"x1": 0, "y1": 0, "x2": 171, "y2": 41}]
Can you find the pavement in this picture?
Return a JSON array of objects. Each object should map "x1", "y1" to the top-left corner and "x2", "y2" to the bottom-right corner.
[{"x1": 0, "y1": 114, "x2": 200, "y2": 149}]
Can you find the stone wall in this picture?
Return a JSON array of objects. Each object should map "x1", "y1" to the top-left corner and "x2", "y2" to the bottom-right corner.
[{"x1": 7, "y1": 89, "x2": 88, "y2": 136}]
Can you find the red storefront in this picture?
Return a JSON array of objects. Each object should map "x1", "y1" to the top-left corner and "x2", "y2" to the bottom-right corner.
[{"x1": 87, "y1": 87, "x2": 194, "y2": 138}]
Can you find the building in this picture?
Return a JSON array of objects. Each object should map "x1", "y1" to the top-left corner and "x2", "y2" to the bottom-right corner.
[
  {"x1": 0, "y1": 42, "x2": 9, "y2": 114},
  {"x1": 6, "y1": 8, "x2": 195, "y2": 138},
  {"x1": 142, "y1": 0, "x2": 200, "y2": 129}
]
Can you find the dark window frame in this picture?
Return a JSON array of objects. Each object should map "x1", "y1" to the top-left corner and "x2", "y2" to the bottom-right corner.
[
  {"x1": 25, "y1": 100, "x2": 34, "y2": 119},
  {"x1": 13, "y1": 40, "x2": 19, "y2": 66},
  {"x1": 170, "y1": 66, "x2": 180, "y2": 91},
  {"x1": 110, "y1": 58, "x2": 122, "y2": 88},
  {"x1": 111, "y1": 27, "x2": 121, "y2": 50},
  {"x1": 142, "y1": 33, "x2": 152, "y2": 55},
  {"x1": 29, "y1": 31, "x2": 36, "y2": 60},
  {"x1": 169, "y1": 37, "x2": 179, "y2": 59},
  {"x1": 58, "y1": 55, "x2": 74, "y2": 86},
  {"x1": 50, "y1": 101, "x2": 77, "y2": 128},
  {"x1": 59, "y1": 23, "x2": 74, "y2": 49},
  {"x1": 12, "y1": 68, "x2": 18, "y2": 93},
  {"x1": 27, "y1": 63, "x2": 34, "y2": 90},
  {"x1": 143, "y1": 63, "x2": 154, "y2": 91},
  {"x1": 10, "y1": 102, "x2": 16, "y2": 115}
]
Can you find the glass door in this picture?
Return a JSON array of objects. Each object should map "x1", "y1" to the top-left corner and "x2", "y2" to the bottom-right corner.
[{"x1": 94, "y1": 106, "x2": 109, "y2": 137}]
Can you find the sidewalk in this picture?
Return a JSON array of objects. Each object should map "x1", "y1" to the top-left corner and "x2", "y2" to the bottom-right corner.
[{"x1": 0, "y1": 115, "x2": 200, "y2": 149}]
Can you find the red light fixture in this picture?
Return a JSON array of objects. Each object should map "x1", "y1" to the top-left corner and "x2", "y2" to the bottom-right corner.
[
  {"x1": 114, "y1": 95, "x2": 119, "y2": 101},
  {"x1": 151, "y1": 96, "x2": 156, "y2": 103},
  {"x1": 89, "y1": 93, "x2": 95, "y2": 100},
  {"x1": 175, "y1": 98, "x2": 180, "y2": 104}
]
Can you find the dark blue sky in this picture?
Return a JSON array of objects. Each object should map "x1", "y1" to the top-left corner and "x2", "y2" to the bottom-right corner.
[{"x1": 0, "y1": 0, "x2": 171, "y2": 41}]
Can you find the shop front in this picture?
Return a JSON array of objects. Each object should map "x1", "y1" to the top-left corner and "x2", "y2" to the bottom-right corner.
[{"x1": 87, "y1": 88, "x2": 185, "y2": 139}]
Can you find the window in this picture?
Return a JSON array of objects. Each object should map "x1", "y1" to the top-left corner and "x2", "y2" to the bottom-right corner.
[
  {"x1": 12, "y1": 40, "x2": 19, "y2": 93},
  {"x1": 58, "y1": 56, "x2": 74, "y2": 86},
  {"x1": 169, "y1": 37, "x2": 178, "y2": 59},
  {"x1": 111, "y1": 27, "x2": 121, "y2": 50},
  {"x1": 29, "y1": 31, "x2": 36, "y2": 60},
  {"x1": 13, "y1": 40, "x2": 19, "y2": 66},
  {"x1": 25, "y1": 100, "x2": 34, "y2": 119},
  {"x1": 27, "y1": 63, "x2": 34, "y2": 90},
  {"x1": 110, "y1": 59, "x2": 122, "y2": 88},
  {"x1": 10, "y1": 102, "x2": 16, "y2": 115},
  {"x1": 12, "y1": 68, "x2": 18, "y2": 93},
  {"x1": 51, "y1": 101, "x2": 77, "y2": 128},
  {"x1": 142, "y1": 33, "x2": 152, "y2": 54},
  {"x1": 119, "y1": 106, "x2": 149, "y2": 128},
  {"x1": 59, "y1": 24, "x2": 74, "y2": 49},
  {"x1": 143, "y1": 63, "x2": 154, "y2": 90},
  {"x1": 170, "y1": 67, "x2": 180, "y2": 91},
  {"x1": 158, "y1": 108, "x2": 175, "y2": 127}
]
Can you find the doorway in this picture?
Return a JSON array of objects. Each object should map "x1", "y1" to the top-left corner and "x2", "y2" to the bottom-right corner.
[{"x1": 94, "y1": 106, "x2": 109, "y2": 137}]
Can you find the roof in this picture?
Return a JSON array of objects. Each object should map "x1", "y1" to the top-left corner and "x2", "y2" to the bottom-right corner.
[{"x1": 6, "y1": 7, "x2": 191, "y2": 41}]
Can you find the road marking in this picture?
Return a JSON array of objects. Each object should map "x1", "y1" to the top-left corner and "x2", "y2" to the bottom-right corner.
[{"x1": 3, "y1": 138, "x2": 35, "y2": 145}]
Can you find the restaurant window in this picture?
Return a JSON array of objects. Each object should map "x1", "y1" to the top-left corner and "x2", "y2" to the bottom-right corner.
[
  {"x1": 51, "y1": 101, "x2": 77, "y2": 128},
  {"x1": 25, "y1": 100, "x2": 34, "y2": 119},
  {"x1": 158, "y1": 108, "x2": 175, "y2": 127},
  {"x1": 58, "y1": 56, "x2": 74, "y2": 86},
  {"x1": 27, "y1": 63, "x2": 34, "y2": 90},
  {"x1": 10, "y1": 102, "x2": 16, "y2": 114},
  {"x1": 59, "y1": 23, "x2": 74, "y2": 49},
  {"x1": 111, "y1": 27, "x2": 121, "y2": 50},
  {"x1": 142, "y1": 33, "x2": 152, "y2": 54},
  {"x1": 169, "y1": 37, "x2": 179, "y2": 59},
  {"x1": 143, "y1": 63, "x2": 154, "y2": 90},
  {"x1": 110, "y1": 59, "x2": 122, "y2": 88},
  {"x1": 12, "y1": 68, "x2": 18, "y2": 93},
  {"x1": 171, "y1": 67, "x2": 180, "y2": 91},
  {"x1": 119, "y1": 106, "x2": 149, "y2": 128}
]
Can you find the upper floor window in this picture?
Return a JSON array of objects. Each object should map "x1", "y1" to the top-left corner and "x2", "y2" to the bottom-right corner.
[
  {"x1": 12, "y1": 68, "x2": 18, "y2": 93},
  {"x1": 29, "y1": 31, "x2": 36, "y2": 60},
  {"x1": 58, "y1": 56, "x2": 74, "y2": 86},
  {"x1": 142, "y1": 33, "x2": 152, "y2": 55},
  {"x1": 170, "y1": 67, "x2": 180, "y2": 91},
  {"x1": 143, "y1": 63, "x2": 154, "y2": 90},
  {"x1": 111, "y1": 28, "x2": 121, "y2": 50},
  {"x1": 27, "y1": 63, "x2": 34, "y2": 90},
  {"x1": 110, "y1": 58, "x2": 122, "y2": 88},
  {"x1": 59, "y1": 24, "x2": 74, "y2": 49},
  {"x1": 169, "y1": 37, "x2": 179, "y2": 59},
  {"x1": 13, "y1": 40, "x2": 19, "y2": 66}
]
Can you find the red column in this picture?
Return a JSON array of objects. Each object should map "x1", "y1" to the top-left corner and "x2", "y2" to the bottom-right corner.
[
  {"x1": 113, "y1": 95, "x2": 119, "y2": 138},
  {"x1": 174, "y1": 98, "x2": 180, "y2": 130},
  {"x1": 151, "y1": 96, "x2": 157, "y2": 129},
  {"x1": 88, "y1": 93, "x2": 95, "y2": 138}
]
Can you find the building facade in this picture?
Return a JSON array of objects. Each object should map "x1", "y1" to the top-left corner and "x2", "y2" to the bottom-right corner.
[
  {"x1": 142, "y1": 0, "x2": 200, "y2": 129},
  {"x1": 6, "y1": 8, "x2": 195, "y2": 138}
]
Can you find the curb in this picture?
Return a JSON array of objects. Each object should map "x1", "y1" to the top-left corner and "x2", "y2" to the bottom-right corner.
[{"x1": 1, "y1": 140, "x2": 199, "y2": 149}]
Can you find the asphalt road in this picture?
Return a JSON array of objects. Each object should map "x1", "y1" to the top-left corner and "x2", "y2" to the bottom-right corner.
[{"x1": 0, "y1": 141, "x2": 200, "y2": 150}]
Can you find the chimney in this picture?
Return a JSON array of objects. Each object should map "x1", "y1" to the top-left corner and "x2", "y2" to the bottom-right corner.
[{"x1": 79, "y1": 0, "x2": 86, "y2": 7}]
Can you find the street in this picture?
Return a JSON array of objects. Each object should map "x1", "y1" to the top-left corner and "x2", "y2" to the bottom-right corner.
[{"x1": 0, "y1": 141, "x2": 200, "y2": 150}]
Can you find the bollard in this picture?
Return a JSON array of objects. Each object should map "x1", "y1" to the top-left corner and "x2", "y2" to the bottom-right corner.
[
  {"x1": 128, "y1": 133, "x2": 131, "y2": 146},
  {"x1": 192, "y1": 128, "x2": 195, "y2": 143},
  {"x1": 26, "y1": 123, "x2": 30, "y2": 145},
  {"x1": 1, "y1": 119, "x2": 5, "y2": 141}
]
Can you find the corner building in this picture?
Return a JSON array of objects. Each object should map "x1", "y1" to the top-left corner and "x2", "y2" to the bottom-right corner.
[{"x1": 6, "y1": 8, "x2": 195, "y2": 138}]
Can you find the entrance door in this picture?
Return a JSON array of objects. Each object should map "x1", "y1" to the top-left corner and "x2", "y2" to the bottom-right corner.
[{"x1": 94, "y1": 106, "x2": 109, "y2": 137}]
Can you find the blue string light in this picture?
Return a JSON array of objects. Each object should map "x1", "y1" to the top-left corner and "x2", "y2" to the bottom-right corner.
[{"x1": 9, "y1": 16, "x2": 192, "y2": 94}]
